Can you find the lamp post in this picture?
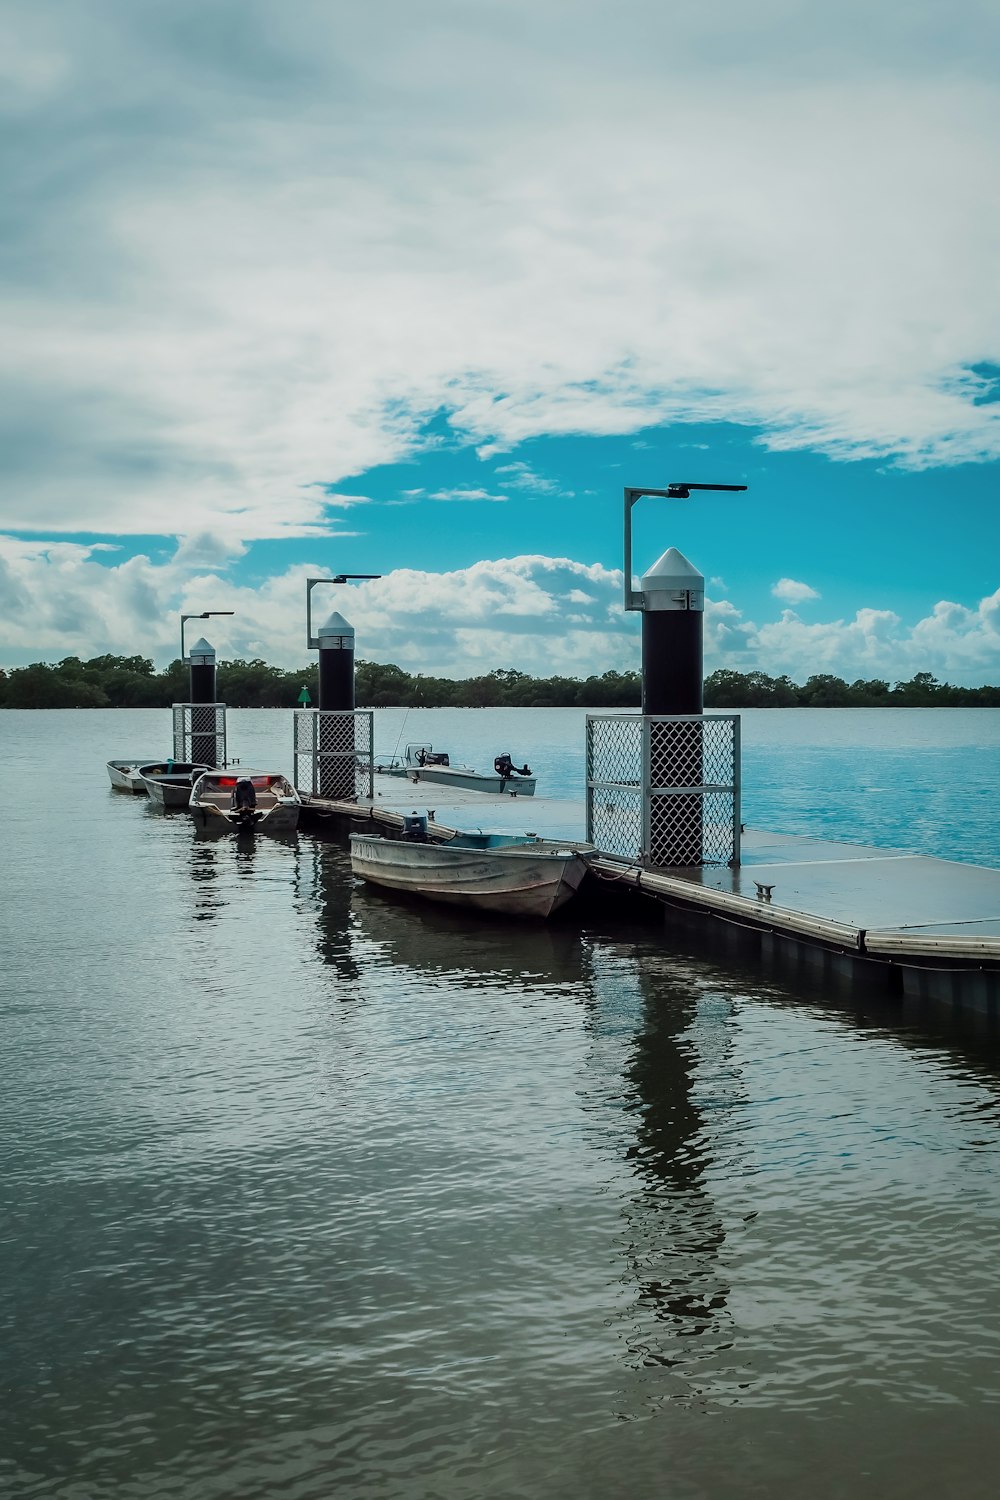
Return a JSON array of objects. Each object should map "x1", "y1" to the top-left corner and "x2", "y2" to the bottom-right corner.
[
  {"x1": 305, "y1": 574, "x2": 380, "y2": 798},
  {"x1": 178, "y1": 610, "x2": 234, "y2": 767},
  {"x1": 624, "y1": 483, "x2": 747, "y2": 864},
  {"x1": 181, "y1": 611, "x2": 235, "y2": 667},
  {"x1": 306, "y1": 576, "x2": 380, "y2": 711}
]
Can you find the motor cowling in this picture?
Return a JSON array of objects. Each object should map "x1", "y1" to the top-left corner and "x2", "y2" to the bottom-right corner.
[
  {"x1": 494, "y1": 752, "x2": 531, "y2": 778},
  {"x1": 232, "y1": 777, "x2": 257, "y2": 811}
]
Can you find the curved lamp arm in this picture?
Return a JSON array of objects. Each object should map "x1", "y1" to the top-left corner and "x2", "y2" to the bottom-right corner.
[
  {"x1": 623, "y1": 484, "x2": 747, "y2": 611},
  {"x1": 180, "y1": 610, "x2": 234, "y2": 663}
]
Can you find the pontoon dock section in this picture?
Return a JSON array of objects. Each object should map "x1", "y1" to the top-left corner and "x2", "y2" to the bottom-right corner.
[{"x1": 299, "y1": 776, "x2": 1000, "y2": 1014}]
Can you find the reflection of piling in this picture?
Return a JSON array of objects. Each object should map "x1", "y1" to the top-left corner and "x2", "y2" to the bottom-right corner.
[
  {"x1": 641, "y1": 549, "x2": 704, "y2": 866},
  {"x1": 623, "y1": 964, "x2": 730, "y2": 1362},
  {"x1": 312, "y1": 842, "x2": 361, "y2": 984},
  {"x1": 317, "y1": 611, "x2": 356, "y2": 801},
  {"x1": 188, "y1": 636, "x2": 221, "y2": 768}
]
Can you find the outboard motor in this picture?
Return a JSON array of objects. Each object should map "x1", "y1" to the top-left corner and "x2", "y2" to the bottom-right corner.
[
  {"x1": 231, "y1": 776, "x2": 258, "y2": 827},
  {"x1": 494, "y1": 752, "x2": 531, "y2": 780},
  {"x1": 402, "y1": 811, "x2": 429, "y2": 841}
]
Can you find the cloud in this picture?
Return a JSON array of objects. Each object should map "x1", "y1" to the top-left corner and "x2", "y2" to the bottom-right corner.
[
  {"x1": 428, "y1": 489, "x2": 508, "y2": 503},
  {"x1": 2, "y1": 535, "x2": 997, "y2": 685},
  {"x1": 172, "y1": 531, "x2": 247, "y2": 569},
  {"x1": 313, "y1": 492, "x2": 372, "y2": 508},
  {"x1": 771, "y1": 577, "x2": 821, "y2": 604},
  {"x1": 493, "y1": 461, "x2": 565, "y2": 496},
  {"x1": 745, "y1": 597, "x2": 1000, "y2": 683},
  {"x1": 2, "y1": 0, "x2": 999, "y2": 544}
]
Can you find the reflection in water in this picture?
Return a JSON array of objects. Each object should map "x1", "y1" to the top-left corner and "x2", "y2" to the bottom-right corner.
[
  {"x1": 349, "y1": 879, "x2": 588, "y2": 989},
  {"x1": 582, "y1": 942, "x2": 736, "y2": 1399},
  {"x1": 9, "y1": 711, "x2": 1000, "y2": 1499},
  {"x1": 307, "y1": 840, "x2": 361, "y2": 985},
  {"x1": 187, "y1": 835, "x2": 225, "y2": 923},
  {"x1": 307, "y1": 832, "x2": 590, "y2": 991},
  {"x1": 627, "y1": 988, "x2": 731, "y2": 1366}
]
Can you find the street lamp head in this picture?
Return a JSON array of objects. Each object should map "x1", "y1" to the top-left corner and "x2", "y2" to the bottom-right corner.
[
  {"x1": 306, "y1": 574, "x2": 381, "y2": 647},
  {"x1": 180, "y1": 609, "x2": 235, "y2": 662},
  {"x1": 623, "y1": 481, "x2": 749, "y2": 611}
]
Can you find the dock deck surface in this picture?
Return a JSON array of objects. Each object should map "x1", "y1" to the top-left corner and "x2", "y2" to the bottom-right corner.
[{"x1": 301, "y1": 774, "x2": 1000, "y2": 965}]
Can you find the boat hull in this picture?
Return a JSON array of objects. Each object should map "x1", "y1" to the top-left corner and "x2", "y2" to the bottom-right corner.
[
  {"x1": 107, "y1": 759, "x2": 159, "y2": 793},
  {"x1": 375, "y1": 745, "x2": 537, "y2": 796},
  {"x1": 349, "y1": 834, "x2": 590, "y2": 918},
  {"x1": 188, "y1": 770, "x2": 302, "y2": 835},
  {"x1": 397, "y1": 766, "x2": 536, "y2": 797},
  {"x1": 191, "y1": 802, "x2": 301, "y2": 835},
  {"x1": 142, "y1": 777, "x2": 196, "y2": 808},
  {"x1": 138, "y1": 763, "x2": 212, "y2": 809}
]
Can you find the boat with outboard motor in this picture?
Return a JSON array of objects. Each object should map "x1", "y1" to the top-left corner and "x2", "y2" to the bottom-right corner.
[
  {"x1": 374, "y1": 744, "x2": 537, "y2": 797},
  {"x1": 189, "y1": 770, "x2": 302, "y2": 834},
  {"x1": 107, "y1": 757, "x2": 163, "y2": 793},
  {"x1": 137, "y1": 761, "x2": 213, "y2": 808},
  {"x1": 349, "y1": 825, "x2": 592, "y2": 918}
]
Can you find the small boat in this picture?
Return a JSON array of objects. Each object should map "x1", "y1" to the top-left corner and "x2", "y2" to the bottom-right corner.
[
  {"x1": 349, "y1": 829, "x2": 593, "y2": 918},
  {"x1": 107, "y1": 758, "x2": 163, "y2": 793},
  {"x1": 138, "y1": 761, "x2": 213, "y2": 808},
  {"x1": 374, "y1": 744, "x2": 537, "y2": 797},
  {"x1": 189, "y1": 770, "x2": 302, "y2": 834}
]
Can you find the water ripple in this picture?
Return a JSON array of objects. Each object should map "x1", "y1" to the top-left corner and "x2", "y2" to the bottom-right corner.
[{"x1": 4, "y1": 710, "x2": 1000, "y2": 1497}]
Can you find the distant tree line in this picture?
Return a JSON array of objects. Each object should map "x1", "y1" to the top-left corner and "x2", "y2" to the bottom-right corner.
[
  {"x1": 706, "y1": 669, "x2": 1000, "y2": 707},
  {"x1": 1, "y1": 656, "x2": 998, "y2": 709}
]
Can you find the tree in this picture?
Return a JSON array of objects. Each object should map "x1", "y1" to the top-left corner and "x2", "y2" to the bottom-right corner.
[
  {"x1": 799, "y1": 674, "x2": 853, "y2": 707},
  {"x1": 355, "y1": 660, "x2": 414, "y2": 706},
  {"x1": 892, "y1": 672, "x2": 943, "y2": 706}
]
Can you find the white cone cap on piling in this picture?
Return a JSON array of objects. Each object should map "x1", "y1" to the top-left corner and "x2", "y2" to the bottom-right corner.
[
  {"x1": 189, "y1": 636, "x2": 216, "y2": 664},
  {"x1": 639, "y1": 547, "x2": 704, "y2": 612},
  {"x1": 317, "y1": 609, "x2": 355, "y2": 646}
]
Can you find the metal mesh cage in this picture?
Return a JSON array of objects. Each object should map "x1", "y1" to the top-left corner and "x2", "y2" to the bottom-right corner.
[
  {"x1": 294, "y1": 709, "x2": 374, "y2": 801},
  {"x1": 586, "y1": 713, "x2": 741, "y2": 867},
  {"x1": 172, "y1": 702, "x2": 227, "y2": 767}
]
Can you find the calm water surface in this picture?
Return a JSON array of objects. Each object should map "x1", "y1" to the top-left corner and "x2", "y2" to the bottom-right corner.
[{"x1": 2, "y1": 708, "x2": 1000, "y2": 1499}]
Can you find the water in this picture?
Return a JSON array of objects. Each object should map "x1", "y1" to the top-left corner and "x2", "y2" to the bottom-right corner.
[{"x1": 2, "y1": 708, "x2": 1000, "y2": 1499}]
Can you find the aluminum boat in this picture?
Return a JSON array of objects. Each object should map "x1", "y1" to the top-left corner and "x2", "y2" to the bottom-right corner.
[
  {"x1": 189, "y1": 770, "x2": 302, "y2": 834},
  {"x1": 106, "y1": 757, "x2": 163, "y2": 793},
  {"x1": 349, "y1": 829, "x2": 592, "y2": 918},
  {"x1": 374, "y1": 744, "x2": 537, "y2": 797},
  {"x1": 138, "y1": 761, "x2": 213, "y2": 808}
]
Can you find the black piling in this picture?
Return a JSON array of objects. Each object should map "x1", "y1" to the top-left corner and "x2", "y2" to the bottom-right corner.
[
  {"x1": 317, "y1": 611, "x2": 356, "y2": 800},
  {"x1": 639, "y1": 548, "x2": 705, "y2": 866},
  {"x1": 187, "y1": 637, "x2": 220, "y2": 769}
]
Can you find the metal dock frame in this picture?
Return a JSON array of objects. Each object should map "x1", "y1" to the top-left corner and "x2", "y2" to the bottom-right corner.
[
  {"x1": 586, "y1": 712, "x2": 742, "y2": 868},
  {"x1": 294, "y1": 709, "x2": 375, "y2": 801}
]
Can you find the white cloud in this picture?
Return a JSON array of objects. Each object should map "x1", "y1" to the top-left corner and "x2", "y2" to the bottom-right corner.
[
  {"x1": 493, "y1": 462, "x2": 565, "y2": 496},
  {"x1": 310, "y1": 492, "x2": 372, "y2": 509},
  {"x1": 2, "y1": 536, "x2": 997, "y2": 685},
  {"x1": 428, "y1": 489, "x2": 508, "y2": 503},
  {"x1": 1, "y1": 1, "x2": 998, "y2": 541},
  {"x1": 743, "y1": 597, "x2": 1000, "y2": 683},
  {"x1": 771, "y1": 577, "x2": 821, "y2": 604},
  {"x1": 172, "y1": 532, "x2": 247, "y2": 570}
]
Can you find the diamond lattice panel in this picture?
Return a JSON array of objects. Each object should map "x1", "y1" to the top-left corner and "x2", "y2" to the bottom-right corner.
[{"x1": 586, "y1": 713, "x2": 739, "y2": 866}]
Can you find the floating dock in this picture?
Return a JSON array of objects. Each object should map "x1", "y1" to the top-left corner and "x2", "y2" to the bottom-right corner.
[{"x1": 300, "y1": 775, "x2": 1000, "y2": 1014}]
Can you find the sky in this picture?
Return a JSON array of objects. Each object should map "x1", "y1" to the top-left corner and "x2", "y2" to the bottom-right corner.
[{"x1": 1, "y1": 0, "x2": 999, "y2": 685}]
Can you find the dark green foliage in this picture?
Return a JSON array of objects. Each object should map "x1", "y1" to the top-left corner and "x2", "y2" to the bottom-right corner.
[
  {"x1": 1, "y1": 655, "x2": 997, "y2": 708},
  {"x1": 704, "y1": 669, "x2": 1000, "y2": 707}
]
